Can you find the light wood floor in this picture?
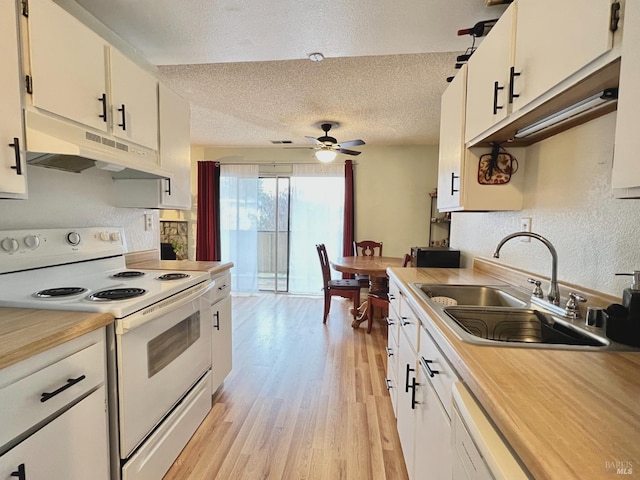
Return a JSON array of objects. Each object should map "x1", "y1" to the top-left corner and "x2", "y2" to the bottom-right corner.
[{"x1": 164, "y1": 293, "x2": 409, "y2": 480}]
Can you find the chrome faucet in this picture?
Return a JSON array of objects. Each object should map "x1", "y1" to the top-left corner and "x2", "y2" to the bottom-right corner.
[{"x1": 493, "y1": 232, "x2": 561, "y2": 305}]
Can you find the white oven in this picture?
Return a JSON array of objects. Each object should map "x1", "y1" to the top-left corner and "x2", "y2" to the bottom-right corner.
[{"x1": 116, "y1": 283, "x2": 212, "y2": 458}]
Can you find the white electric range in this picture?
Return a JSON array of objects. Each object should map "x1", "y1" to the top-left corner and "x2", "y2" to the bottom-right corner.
[{"x1": 0, "y1": 227, "x2": 214, "y2": 480}]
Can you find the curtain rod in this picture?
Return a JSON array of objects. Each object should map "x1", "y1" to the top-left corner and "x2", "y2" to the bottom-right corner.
[{"x1": 209, "y1": 161, "x2": 357, "y2": 166}]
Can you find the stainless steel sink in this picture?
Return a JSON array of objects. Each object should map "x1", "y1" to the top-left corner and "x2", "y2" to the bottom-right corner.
[
  {"x1": 443, "y1": 307, "x2": 608, "y2": 347},
  {"x1": 414, "y1": 284, "x2": 527, "y2": 308}
]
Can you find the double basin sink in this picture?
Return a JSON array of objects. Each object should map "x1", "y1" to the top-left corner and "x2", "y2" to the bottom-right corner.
[{"x1": 410, "y1": 284, "x2": 622, "y2": 350}]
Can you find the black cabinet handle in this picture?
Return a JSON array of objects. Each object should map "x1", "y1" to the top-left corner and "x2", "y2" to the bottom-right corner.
[
  {"x1": 385, "y1": 346, "x2": 393, "y2": 357},
  {"x1": 164, "y1": 178, "x2": 172, "y2": 195},
  {"x1": 98, "y1": 93, "x2": 107, "y2": 122},
  {"x1": 385, "y1": 379, "x2": 392, "y2": 391},
  {"x1": 118, "y1": 104, "x2": 126, "y2": 130},
  {"x1": 405, "y1": 363, "x2": 415, "y2": 393},
  {"x1": 410, "y1": 377, "x2": 419, "y2": 410},
  {"x1": 11, "y1": 464, "x2": 26, "y2": 480},
  {"x1": 509, "y1": 66, "x2": 521, "y2": 104},
  {"x1": 420, "y1": 356, "x2": 439, "y2": 378},
  {"x1": 213, "y1": 311, "x2": 220, "y2": 331},
  {"x1": 9, "y1": 137, "x2": 22, "y2": 175},
  {"x1": 450, "y1": 172, "x2": 459, "y2": 195},
  {"x1": 40, "y1": 375, "x2": 86, "y2": 403},
  {"x1": 493, "y1": 81, "x2": 504, "y2": 114}
]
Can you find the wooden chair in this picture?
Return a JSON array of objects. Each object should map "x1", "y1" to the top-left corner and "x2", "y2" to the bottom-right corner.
[
  {"x1": 316, "y1": 244, "x2": 361, "y2": 324},
  {"x1": 366, "y1": 253, "x2": 411, "y2": 333},
  {"x1": 353, "y1": 240, "x2": 383, "y2": 287}
]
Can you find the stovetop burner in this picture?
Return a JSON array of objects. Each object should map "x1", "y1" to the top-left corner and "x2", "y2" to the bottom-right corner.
[
  {"x1": 87, "y1": 288, "x2": 147, "y2": 302},
  {"x1": 157, "y1": 273, "x2": 190, "y2": 281},
  {"x1": 111, "y1": 271, "x2": 145, "y2": 278},
  {"x1": 34, "y1": 287, "x2": 88, "y2": 298}
]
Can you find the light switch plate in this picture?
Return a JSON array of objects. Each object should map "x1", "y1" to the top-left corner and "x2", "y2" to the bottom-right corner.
[{"x1": 520, "y1": 217, "x2": 531, "y2": 241}]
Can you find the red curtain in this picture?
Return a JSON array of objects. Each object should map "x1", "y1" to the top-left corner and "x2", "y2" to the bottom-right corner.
[
  {"x1": 342, "y1": 159, "x2": 355, "y2": 278},
  {"x1": 196, "y1": 161, "x2": 221, "y2": 261}
]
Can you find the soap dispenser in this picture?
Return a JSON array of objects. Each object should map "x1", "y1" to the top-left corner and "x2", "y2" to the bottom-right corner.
[
  {"x1": 619, "y1": 271, "x2": 640, "y2": 321},
  {"x1": 606, "y1": 271, "x2": 640, "y2": 347}
]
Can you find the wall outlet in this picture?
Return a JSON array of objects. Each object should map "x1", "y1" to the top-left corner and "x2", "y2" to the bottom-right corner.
[
  {"x1": 520, "y1": 217, "x2": 531, "y2": 242},
  {"x1": 144, "y1": 214, "x2": 154, "y2": 231}
]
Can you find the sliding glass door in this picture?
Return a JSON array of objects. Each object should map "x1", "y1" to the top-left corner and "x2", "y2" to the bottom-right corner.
[{"x1": 257, "y1": 177, "x2": 290, "y2": 292}]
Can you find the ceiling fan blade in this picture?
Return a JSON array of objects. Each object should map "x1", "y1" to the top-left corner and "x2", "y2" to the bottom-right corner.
[
  {"x1": 336, "y1": 148, "x2": 361, "y2": 156},
  {"x1": 337, "y1": 139, "x2": 365, "y2": 148},
  {"x1": 305, "y1": 136, "x2": 323, "y2": 146}
]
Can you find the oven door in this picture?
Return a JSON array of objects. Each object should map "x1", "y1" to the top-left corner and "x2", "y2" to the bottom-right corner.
[{"x1": 116, "y1": 290, "x2": 212, "y2": 457}]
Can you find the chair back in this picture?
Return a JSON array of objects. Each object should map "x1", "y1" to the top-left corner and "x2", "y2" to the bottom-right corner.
[
  {"x1": 353, "y1": 240, "x2": 383, "y2": 257},
  {"x1": 316, "y1": 244, "x2": 331, "y2": 287},
  {"x1": 402, "y1": 253, "x2": 411, "y2": 267}
]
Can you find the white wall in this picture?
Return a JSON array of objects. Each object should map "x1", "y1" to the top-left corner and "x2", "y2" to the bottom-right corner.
[
  {"x1": 451, "y1": 112, "x2": 640, "y2": 297},
  {"x1": 197, "y1": 145, "x2": 439, "y2": 258},
  {"x1": 0, "y1": 166, "x2": 159, "y2": 252}
]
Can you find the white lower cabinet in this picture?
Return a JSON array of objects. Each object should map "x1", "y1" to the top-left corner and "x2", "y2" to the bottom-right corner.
[
  {"x1": 0, "y1": 329, "x2": 109, "y2": 480},
  {"x1": 0, "y1": 387, "x2": 109, "y2": 480},
  {"x1": 391, "y1": 279, "x2": 458, "y2": 479},
  {"x1": 206, "y1": 271, "x2": 233, "y2": 395}
]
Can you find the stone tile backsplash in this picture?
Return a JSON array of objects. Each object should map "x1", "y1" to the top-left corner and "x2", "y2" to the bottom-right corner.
[{"x1": 160, "y1": 221, "x2": 188, "y2": 259}]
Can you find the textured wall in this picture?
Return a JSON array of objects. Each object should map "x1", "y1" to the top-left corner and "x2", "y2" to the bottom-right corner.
[
  {"x1": 0, "y1": 166, "x2": 159, "y2": 252},
  {"x1": 450, "y1": 113, "x2": 640, "y2": 297}
]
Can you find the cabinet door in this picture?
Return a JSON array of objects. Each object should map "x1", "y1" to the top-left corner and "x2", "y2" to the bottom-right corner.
[
  {"x1": 27, "y1": 0, "x2": 108, "y2": 132},
  {"x1": 211, "y1": 295, "x2": 233, "y2": 393},
  {"x1": 396, "y1": 328, "x2": 417, "y2": 478},
  {"x1": 0, "y1": 0, "x2": 27, "y2": 197},
  {"x1": 159, "y1": 84, "x2": 192, "y2": 209},
  {"x1": 386, "y1": 317, "x2": 399, "y2": 417},
  {"x1": 0, "y1": 387, "x2": 110, "y2": 480},
  {"x1": 437, "y1": 65, "x2": 466, "y2": 211},
  {"x1": 512, "y1": 0, "x2": 614, "y2": 112},
  {"x1": 464, "y1": 4, "x2": 515, "y2": 142},
  {"x1": 110, "y1": 48, "x2": 159, "y2": 150},
  {"x1": 612, "y1": 0, "x2": 640, "y2": 195},
  {"x1": 413, "y1": 367, "x2": 452, "y2": 480}
]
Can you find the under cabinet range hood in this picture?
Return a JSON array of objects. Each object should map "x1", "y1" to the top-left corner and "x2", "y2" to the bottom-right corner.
[{"x1": 24, "y1": 109, "x2": 171, "y2": 179}]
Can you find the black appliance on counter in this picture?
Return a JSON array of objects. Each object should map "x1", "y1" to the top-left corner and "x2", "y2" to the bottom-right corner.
[{"x1": 411, "y1": 247, "x2": 461, "y2": 268}]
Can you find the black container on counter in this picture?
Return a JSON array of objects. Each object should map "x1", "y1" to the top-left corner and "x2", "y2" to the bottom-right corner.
[{"x1": 411, "y1": 247, "x2": 460, "y2": 268}]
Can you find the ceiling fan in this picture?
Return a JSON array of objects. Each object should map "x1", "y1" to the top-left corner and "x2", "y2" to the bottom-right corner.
[{"x1": 305, "y1": 122, "x2": 365, "y2": 162}]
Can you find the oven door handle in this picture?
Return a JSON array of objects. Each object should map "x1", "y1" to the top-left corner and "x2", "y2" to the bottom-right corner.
[{"x1": 116, "y1": 280, "x2": 215, "y2": 334}]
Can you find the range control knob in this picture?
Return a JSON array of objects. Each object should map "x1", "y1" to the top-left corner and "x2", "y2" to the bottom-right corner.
[
  {"x1": 1, "y1": 237, "x2": 19, "y2": 253},
  {"x1": 24, "y1": 234, "x2": 40, "y2": 249},
  {"x1": 99, "y1": 231, "x2": 110, "y2": 241},
  {"x1": 66, "y1": 231, "x2": 81, "y2": 246},
  {"x1": 110, "y1": 232, "x2": 121, "y2": 242}
]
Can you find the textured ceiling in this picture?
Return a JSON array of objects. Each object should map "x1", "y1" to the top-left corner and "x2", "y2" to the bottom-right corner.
[{"x1": 72, "y1": 0, "x2": 507, "y2": 148}]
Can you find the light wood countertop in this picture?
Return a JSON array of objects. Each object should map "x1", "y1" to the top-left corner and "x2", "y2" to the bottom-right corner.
[
  {"x1": 0, "y1": 308, "x2": 113, "y2": 370},
  {"x1": 125, "y1": 249, "x2": 233, "y2": 276},
  {"x1": 387, "y1": 263, "x2": 640, "y2": 480}
]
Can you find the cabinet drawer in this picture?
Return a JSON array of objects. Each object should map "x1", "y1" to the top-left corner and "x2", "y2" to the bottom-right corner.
[
  {"x1": 399, "y1": 299, "x2": 420, "y2": 354},
  {"x1": 210, "y1": 272, "x2": 231, "y2": 304},
  {"x1": 419, "y1": 324, "x2": 458, "y2": 418},
  {"x1": 0, "y1": 338, "x2": 105, "y2": 453},
  {"x1": 388, "y1": 280, "x2": 401, "y2": 318}
]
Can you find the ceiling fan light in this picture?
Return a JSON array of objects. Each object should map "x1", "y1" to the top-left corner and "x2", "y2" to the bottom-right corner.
[{"x1": 315, "y1": 149, "x2": 337, "y2": 163}]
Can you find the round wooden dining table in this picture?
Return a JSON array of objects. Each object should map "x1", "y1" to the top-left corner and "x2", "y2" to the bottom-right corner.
[{"x1": 330, "y1": 256, "x2": 405, "y2": 328}]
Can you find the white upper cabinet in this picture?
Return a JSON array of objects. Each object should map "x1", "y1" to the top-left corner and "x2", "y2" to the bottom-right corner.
[
  {"x1": 511, "y1": 0, "x2": 615, "y2": 113},
  {"x1": 465, "y1": 4, "x2": 515, "y2": 142},
  {"x1": 159, "y1": 84, "x2": 191, "y2": 209},
  {"x1": 0, "y1": 0, "x2": 27, "y2": 198},
  {"x1": 27, "y1": 0, "x2": 108, "y2": 132},
  {"x1": 25, "y1": 0, "x2": 160, "y2": 153},
  {"x1": 612, "y1": 0, "x2": 640, "y2": 198},
  {"x1": 437, "y1": 66, "x2": 466, "y2": 211},
  {"x1": 110, "y1": 49, "x2": 159, "y2": 150}
]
